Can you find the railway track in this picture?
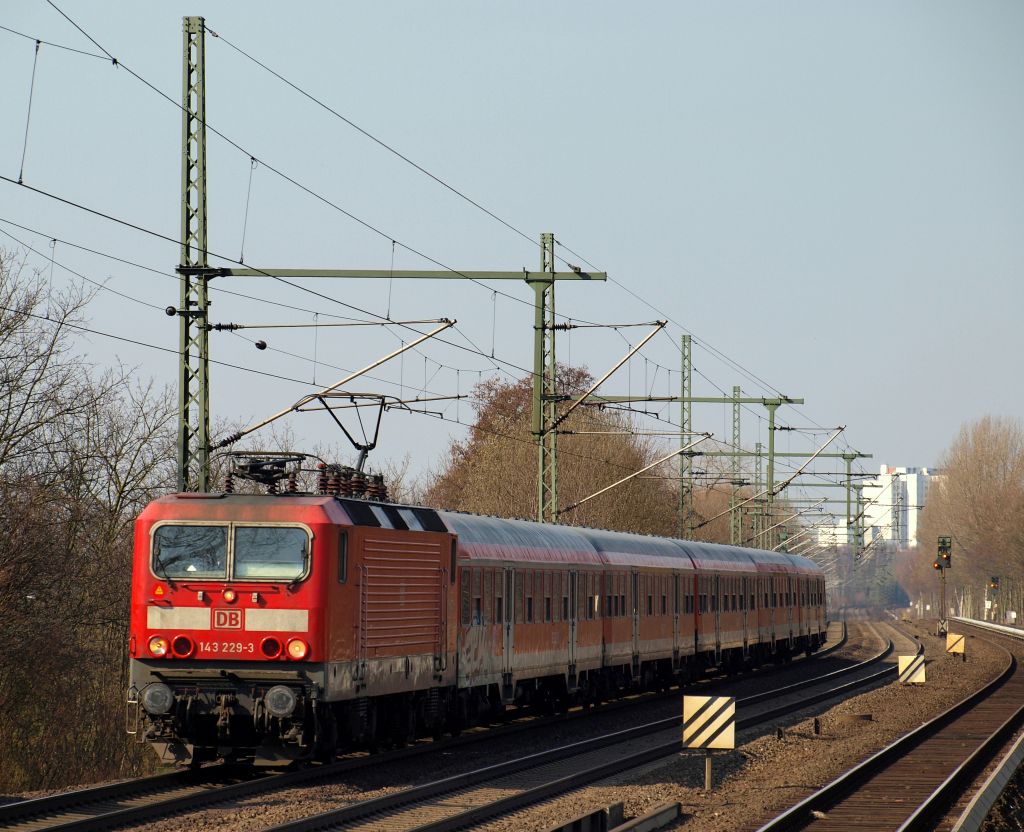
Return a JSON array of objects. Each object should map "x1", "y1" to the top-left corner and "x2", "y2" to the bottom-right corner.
[
  {"x1": 255, "y1": 629, "x2": 895, "y2": 832},
  {"x1": 0, "y1": 622, "x2": 849, "y2": 832},
  {"x1": 755, "y1": 618, "x2": 1024, "y2": 832}
]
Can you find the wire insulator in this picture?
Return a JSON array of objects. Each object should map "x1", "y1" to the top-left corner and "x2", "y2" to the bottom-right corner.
[
  {"x1": 317, "y1": 463, "x2": 328, "y2": 495},
  {"x1": 287, "y1": 470, "x2": 298, "y2": 493},
  {"x1": 224, "y1": 472, "x2": 234, "y2": 493},
  {"x1": 327, "y1": 469, "x2": 340, "y2": 496},
  {"x1": 339, "y1": 467, "x2": 354, "y2": 498},
  {"x1": 350, "y1": 470, "x2": 366, "y2": 499}
]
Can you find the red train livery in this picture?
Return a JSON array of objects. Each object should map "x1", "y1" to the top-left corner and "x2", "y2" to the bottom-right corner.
[{"x1": 127, "y1": 492, "x2": 827, "y2": 764}]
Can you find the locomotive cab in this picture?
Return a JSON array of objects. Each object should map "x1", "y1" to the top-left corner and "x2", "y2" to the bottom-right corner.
[{"x1": 127, "y1": 494, "x2": 342, "y2": 765}]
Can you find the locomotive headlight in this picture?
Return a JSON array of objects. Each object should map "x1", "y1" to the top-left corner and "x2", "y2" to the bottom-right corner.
[
  {"x1": 141, "y1": 682, "x2": 174, "y2": 715},
  {"x1": 286, "y1": 638, "x2": 309, "y2": 660},
  {"x1": 265, "y1": 685, "x2": 297, "y2": 718},
  {"x1": 148, "y1": 635, "x2": 169, "y2": 657}
]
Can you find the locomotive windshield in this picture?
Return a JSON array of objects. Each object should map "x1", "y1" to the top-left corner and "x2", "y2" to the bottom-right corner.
[
  {"x1": 151, "y1": 524, "x2": 309, "y2": 581},
  {"x1": 234, "y1": 526, "x2": 307, "y2": 579},
  {"x1": 153, "y1": 525, "x2": 228, "y2": 579}
]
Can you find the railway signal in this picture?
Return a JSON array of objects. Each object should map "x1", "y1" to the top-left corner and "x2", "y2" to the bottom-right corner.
[
  {"x1": 935, "y1": 535, "x2": 952, "y2": 635},
  {"x1": 989, "y1": 576, "x2": 1000, "y2": 591}
]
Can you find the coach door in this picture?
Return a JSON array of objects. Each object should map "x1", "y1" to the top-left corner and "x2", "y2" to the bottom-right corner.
[
  {"x1": 787, "y1": 577, "x2": 795, "y2": 645},
  {"x1": 741, "y1": 576, "x2": 750, "y2": 659},
  {"x1": 672, "y1": 573, "x2": 680, "y2": 667},
  {"x1": 631, "y1": 570, "x2": 641, "y2": 665},
  {"x1": 713, "y1": 574, "x2": 722, "y2": 660},
  {"x1": 502, "y1": 567, "x2": 514, "y2": 699},
  {"x1": 568, "y1": 571, "x2": 578, "y2": 688}
]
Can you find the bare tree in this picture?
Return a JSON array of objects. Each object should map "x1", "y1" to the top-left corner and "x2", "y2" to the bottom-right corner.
[
  {"x1": 425, "y1": 370, "x2": 733, "y2": 541},
  {"x1": 0, "y1": 251, "x2": 176, "y2": 790},
  {"x1": 896, "y1": 416, "x2": 1024, "y2": 619}
]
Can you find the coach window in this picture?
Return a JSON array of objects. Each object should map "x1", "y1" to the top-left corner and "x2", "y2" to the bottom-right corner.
[
  {"x1": 472, "y1": 569, "x2": 483, "y2": 625},
  {"x1": 461, "y1": 568, "x2": 472, "y2": 625},
  {"x1": 338, "y1": 532, "x2": 348, "y2": 583}
]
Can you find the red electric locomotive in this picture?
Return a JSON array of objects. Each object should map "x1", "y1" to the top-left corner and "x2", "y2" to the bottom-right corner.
[{"x1": 127, "y1": 474, "x2": 827, "y2": 765}]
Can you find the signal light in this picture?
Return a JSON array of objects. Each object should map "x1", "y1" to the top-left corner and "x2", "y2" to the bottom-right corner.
[
  {"x1": 286, "y1": 638, "x2": 309, "y2": 660},
  {"x1": 261, "y1": 637, "x2": 283, "y2": 659},
  {"x1": 171, "y1": 635, "x2": 194, "y2": 658},
  {"x1": 148, "y1": 635, "x2": 169, "y2": 657},
  {"x1": 933, "y1": 560, "x2": 942, "y2": 571},
  {"x1": 222, "y1": 589, "x2": 237, "y2": 603}
]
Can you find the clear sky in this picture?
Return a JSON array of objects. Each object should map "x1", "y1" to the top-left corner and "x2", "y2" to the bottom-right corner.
[{"x1": 2, "y1": 2, "x2": 1022, "y2": 507}]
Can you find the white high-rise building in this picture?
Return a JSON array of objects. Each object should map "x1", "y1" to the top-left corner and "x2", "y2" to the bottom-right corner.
[
  {"x1": 812, "y1": 464, "x2": 938, "y2": 549},
  {"x1": 861, "y1": 464, "x2": 937, "y2": 549}
]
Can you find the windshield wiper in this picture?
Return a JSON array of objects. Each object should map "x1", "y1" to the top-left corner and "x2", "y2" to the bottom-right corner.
[
  {"x1": 287, "y1": 549, "x2": 310, "y2": 591},
  {"x1": 152, "y1": 549, "x2": 177, "y2": 588}
]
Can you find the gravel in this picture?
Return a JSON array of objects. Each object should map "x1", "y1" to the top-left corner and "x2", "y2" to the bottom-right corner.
[{"x1": 477, "y1": 618, "x2": 1007, "y2": 832}]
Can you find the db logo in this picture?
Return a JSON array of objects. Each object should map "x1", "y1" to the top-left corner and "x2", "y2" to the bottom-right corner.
[{"x1": 214, "y1": 609, "x2": 243, "y2": 630}]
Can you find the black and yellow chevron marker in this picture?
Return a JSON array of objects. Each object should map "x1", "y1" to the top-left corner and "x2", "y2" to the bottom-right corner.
[
  {"x1": 946, "y1": 633, "x2": 965, "y2": 654},
  {"x1": 898, "y1": 654, "x2": 926, "y2": 684},
  {"x1": 682, "y1": 695, "x2": 735, "y2": 750}
]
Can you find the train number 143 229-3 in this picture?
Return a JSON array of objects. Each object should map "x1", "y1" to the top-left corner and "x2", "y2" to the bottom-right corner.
[{"x1": 200, "y1": 641, "x2": 255, "y2": 654}]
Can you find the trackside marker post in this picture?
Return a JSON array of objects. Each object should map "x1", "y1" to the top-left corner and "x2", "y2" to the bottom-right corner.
[
  {"x1": 683, "y1": 695, "x2": 735, "y2": 791},
  {"x1": 946, "y1": 633, "x2": 965, "y2": 655},
  {"x1": 898, "y1": 654, "x2": 926, "y2": 684}
]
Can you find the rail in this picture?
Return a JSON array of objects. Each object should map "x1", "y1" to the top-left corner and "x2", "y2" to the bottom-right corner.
[
  {"x1": 262, "y1": 635, "x2": 891, "y2": 831},
  {"x1": 755, "y1": 626, "x2": 1017, "y2": 832}
]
